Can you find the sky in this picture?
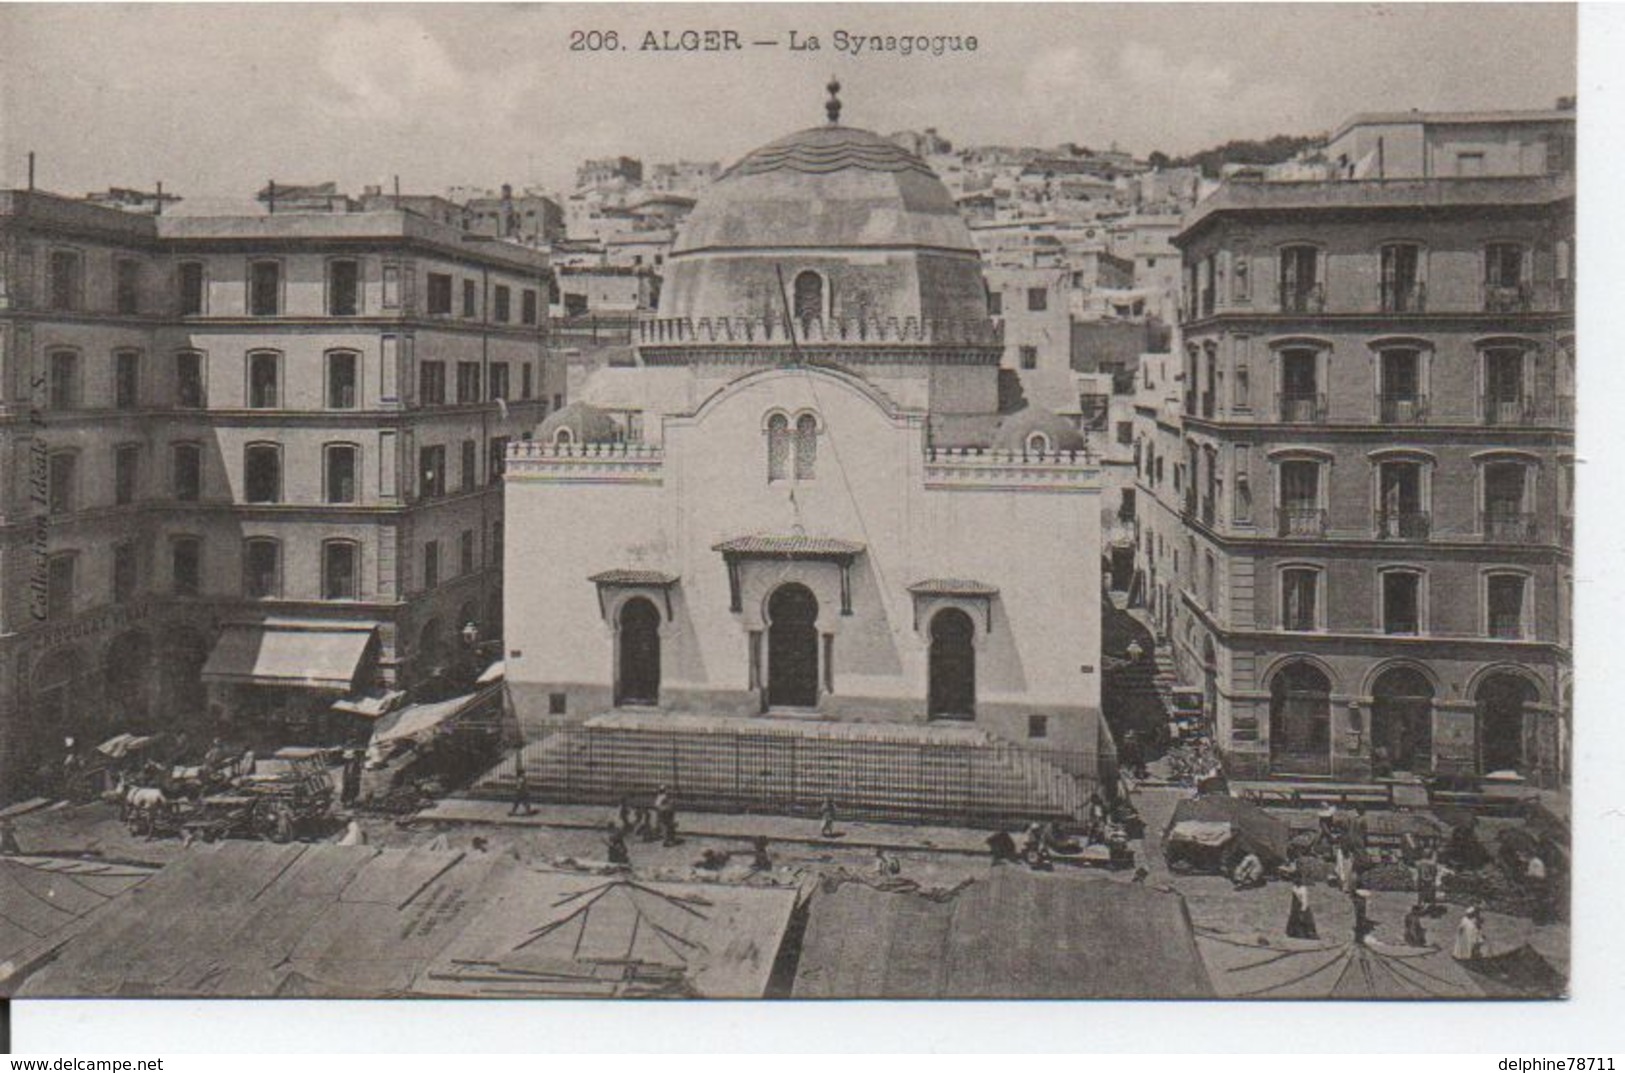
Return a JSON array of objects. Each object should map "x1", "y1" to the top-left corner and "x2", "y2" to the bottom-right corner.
[{"x1": 0, "y1": 3, "x2": 1577, "y2": 200}]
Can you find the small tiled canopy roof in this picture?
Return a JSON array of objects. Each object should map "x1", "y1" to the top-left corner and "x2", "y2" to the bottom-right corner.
[
  {"x1": 712, "y1": 535, "x2": 865, "y2": 557},
  {"x1": 907, "y1": 578, "x2": 1000, "y2": 597},
  {"x1": 588, "y1": 569, "x2": 679, "y2": 585}
]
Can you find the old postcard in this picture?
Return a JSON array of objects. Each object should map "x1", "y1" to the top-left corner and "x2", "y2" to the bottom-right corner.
[{"x1": 0, "y1": 2, "x2": 1575, "y2": 1002}]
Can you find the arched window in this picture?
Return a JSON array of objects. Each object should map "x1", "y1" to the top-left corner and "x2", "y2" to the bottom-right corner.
[
  {"x1": 322, "y1": 540, "x2": 360, "y2": 600},
  {"x1": 553, "y1": 427, "x2": 573, "y2": 448},
  {"x1": 244, "y1": 443, "x2": 282, "y2": 504},
  {"x1": 243, "y1": 538, "x2": 281, "y2": 599},
  {"x1": 326, "y1": 350, "x2": 359, "y2": 409},
  {"x1": 1026, "y1": 431, "x2": 1051, "y2": 455},
  {"x1": 247, "y1": 350, "x2": 280, "y2": 409},
  {"x1": 794, "y1": 413, "x2": 818, "y2": 479},
  {"x1": 793, "y1": 271, "x2": 825, "y2": 325},
  {"x1": 767, "y1": 413, "x2": 790, "y2": 481},
  {"x1": 324, "y1": 443, "x2": 359, "y2": 504}
]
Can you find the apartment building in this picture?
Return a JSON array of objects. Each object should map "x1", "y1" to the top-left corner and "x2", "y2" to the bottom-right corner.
[
  {"x1": 0, "y1": 190, "x2": 559, "y2": 796},
  {"x1": 1167, "y1": 110, "x2": 1574, "y2": 787}
]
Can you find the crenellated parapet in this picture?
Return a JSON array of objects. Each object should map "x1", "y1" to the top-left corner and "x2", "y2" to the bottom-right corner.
[
  {"x1": 923, "y1": 446, "x2": 1100, "y2": 494},
  {"x1": 505, "y1": 439, "x2": 665, "y2": 485},
  {"x1": 638, "y1": 315, "x2": 1003, "y2": 347}
]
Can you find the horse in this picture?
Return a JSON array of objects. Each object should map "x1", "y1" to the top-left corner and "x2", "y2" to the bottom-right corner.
[{"x1": 124, "y1": 785, "x2": 169, "y2": 837}]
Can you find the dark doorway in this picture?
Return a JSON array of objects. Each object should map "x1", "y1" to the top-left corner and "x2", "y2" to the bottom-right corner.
[
  {"x1": 616, "y1": 598, "x2": 662, "y2": 707},
  {"x1": 767, "y1": 584, "x2": 819, "y2": 708},
  {"x1": 1269, "y1": 661, "x2": 1332, "y2": 776},
  {"x1": 1202, "y1": 637, "x2": 1219, "y2": 731},
  {"x1": 1477, "y1": 673, "x2": 1537, "y2": 774},
  {"x1": 104, "y1": 632, "x2": 153, "y2": 726},
  {"x1": 1371, "y1": 666, "x2": 1435, "y2": 775},
  {"x1": 928, "y1": 608, "x2": 976, "y2": 719}
]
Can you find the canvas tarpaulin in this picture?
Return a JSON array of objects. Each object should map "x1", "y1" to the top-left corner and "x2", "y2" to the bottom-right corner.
[
  {"x1": 792, "y1": 868, "x2": 1213, "y2": 999},
  {"x1": 10, "y1": 842, "x2": 796, "y2": 999},
  {"x1": 1167, "y1": 795, "x2": 1293, "y2": 866}
]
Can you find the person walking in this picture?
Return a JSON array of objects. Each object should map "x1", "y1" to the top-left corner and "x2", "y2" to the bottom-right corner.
[
  {"x1": 605, "y1": 822, "x2": 630, "y2": 866},
  {"x1": 510, "y1": 762, "x2": 534, "y2": 817},
  {"x1": 654, "y1": 785, "x2": 678, "y2": 846},
  {"x1": 1525, "y1": 852, "x2": 1553, "y2": 924},
  {"x1": 1286, "y1": 876, "x2": 1318, "y2": 939},
  {"x1": 340, "y1": 749, "x2": 363, "y2": 808},
  {"x1": 1403, "y1": 904, "x2": 1428, "y2": 948},
  {"x1": 1452, "y1": 905, "x2": 1487, "y2": 960},
  {"x1": 1415, "y1": 846, "x2": 1442, "y2": 908},
  {"x1": 819, "y1": 795, "x2": 839, "y2": 839}
]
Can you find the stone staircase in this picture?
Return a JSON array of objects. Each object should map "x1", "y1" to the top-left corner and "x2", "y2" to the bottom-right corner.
[{"x1": 475, "y1": 711, "x2": 1103, "y2": 828}]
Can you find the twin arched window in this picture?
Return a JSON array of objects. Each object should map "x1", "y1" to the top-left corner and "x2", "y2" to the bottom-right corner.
[{"x1": 767, "y1": 412, "x2": 818, "y2": 481}]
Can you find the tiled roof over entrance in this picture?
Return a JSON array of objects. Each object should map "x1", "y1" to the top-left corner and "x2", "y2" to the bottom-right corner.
[{"x1": 711, "y1": 535, "x2": 865, "y2": 556}]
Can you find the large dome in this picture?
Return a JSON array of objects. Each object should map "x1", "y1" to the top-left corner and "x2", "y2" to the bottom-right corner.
[
  {"x1": 670, "y1": 126, "x2": 977, "y2": 254},
  {"x1": 657, "y1": 110, "x2": 990, "y2": 328}
]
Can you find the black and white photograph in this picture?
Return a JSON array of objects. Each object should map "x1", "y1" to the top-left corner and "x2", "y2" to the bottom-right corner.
[{"x1": 0, "y1": 0, "x2": 1594, "y2": 1024}]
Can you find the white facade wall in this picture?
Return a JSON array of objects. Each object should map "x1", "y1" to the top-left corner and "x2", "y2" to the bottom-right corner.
[{"x1": 505, "y1": 365, "x2": 1102, "y2": 750}]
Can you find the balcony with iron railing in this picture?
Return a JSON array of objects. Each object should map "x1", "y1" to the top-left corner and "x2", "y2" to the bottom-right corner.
[
  {"x1": 1277, "y1": 506, "x2": 1328, "y2": 538},
  {"x1": 1278, "y1": 391, "x2": 1328, "y2": 423},
  {"x1": 1481, "y1": 510, "x2": 1539, "y2": 543},
  {"x1": 1378, "y1": 393, "x2": 1429, "y2": 424},
  {"x1": 1376, "y1": 510, "x2": 1431, "y2": 541},
  {"x1": 1483, "y1": 282, "x2": 1535, "y2": 314},
  {"x1": 1277, "y1": 282, "x2": 1325, "y2": 314},
  {"x1": 1380, "y1": 280, "x2": 1427, "y2": 314},
  {"x1": 1480, "y1": 394, "x2": 1534, "y2": 427}
]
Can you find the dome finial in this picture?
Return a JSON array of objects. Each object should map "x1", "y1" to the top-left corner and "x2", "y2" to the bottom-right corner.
[{"x1": 825, "y1": 77, "x2": 842, "y2": 125}]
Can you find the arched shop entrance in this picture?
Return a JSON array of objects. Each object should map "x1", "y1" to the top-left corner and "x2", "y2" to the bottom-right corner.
[
  {"x1": 1371, "y1": 665, "x2": 1435, "y2": 776},
  {"x1": 1269, "y1": 660, "x2": 1332, "y2": 776},
  {"x1": 1477, "y1": 672, "x2": 1538, "y2": 775}
]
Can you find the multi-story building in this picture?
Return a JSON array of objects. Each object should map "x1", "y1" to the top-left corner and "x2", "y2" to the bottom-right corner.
[
  {"x1": 0, "y1": 189, "x2": 559, "y2": 797},
  {"x1": 1129, "y1": 350, "x2": 1191, "y2": 642},
  {"x1": 1167, "y1": 109, "x2": 1574, "y2": 787}
]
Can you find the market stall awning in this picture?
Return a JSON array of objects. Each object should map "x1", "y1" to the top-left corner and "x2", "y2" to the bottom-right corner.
[
  {"x1": 202, "y1": 623, "x2": 375, "y2": 691},
  {"x1": 331, "y1": 690, "x2": 407, "y2": 718}
]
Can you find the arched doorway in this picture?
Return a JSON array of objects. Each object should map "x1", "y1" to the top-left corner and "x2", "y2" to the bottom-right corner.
[
  {"x1": 1477, "y1": 672, "x2": 1537, "y2": 774},
  {"x1": 1371, "y1": 665, "x2": 1434, "y2": 776},
  {"x1": 104, "y1": 631, "x2": 153, "y2": 726},
  {"x1": 418, "y1": 618, "x2": 445, "y2": 679},
  {"x1": 1269, "y1": 661, "x2": 1332, "y2": 776},
  {"x1": 160, "y1": 628, "x2": 208, "y2": 726},
  {"x1": 616, "y1": 597, "x2": 662, "y2": 707},
  {"x1": 928, "y1": 608, "x2": 976, "y2": 719},
  {"x1": 767, "y1": 584, "x2": 819, "y2": 708}
]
